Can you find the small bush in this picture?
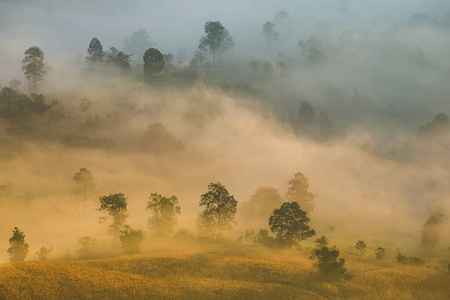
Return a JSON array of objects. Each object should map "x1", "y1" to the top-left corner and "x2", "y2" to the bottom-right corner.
[
  {"x1": 120, "y1": 226, "x2": 144, "y2": 254},
  {"x1": 375, "y1": 247, "x2": 386, "y2": 260},
  {"x1": 312, "y1": 245, "x2": 346, "y2": 281}
]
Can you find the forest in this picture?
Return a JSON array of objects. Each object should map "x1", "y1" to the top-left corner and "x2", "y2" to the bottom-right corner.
[{"x1": 0, "y1": 0, "x2": 449, "y2": 299}]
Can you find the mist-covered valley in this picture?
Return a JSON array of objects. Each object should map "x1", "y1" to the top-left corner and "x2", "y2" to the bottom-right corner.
[{"x1": 0, "y1": 1, "x2": 449, "y2": 298}]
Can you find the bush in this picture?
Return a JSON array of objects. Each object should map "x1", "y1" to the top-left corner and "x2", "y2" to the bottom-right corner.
[
  {"x1": 312, "y1": 245, "x2": 347, "y2": 281},
  {"x1": 375, "y1": 247, "x2": 386, "y2": 260},
  {"x1": 120, "y1": 226, "x2": 144, "y2": 254}
]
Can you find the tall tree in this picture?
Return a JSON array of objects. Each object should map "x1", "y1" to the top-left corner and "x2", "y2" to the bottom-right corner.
[
  {"x1": 421, "y1": 213, "x2": 444, "y2": 251},
  {"x1": 241, "y1": 186, "x2": 283, "y2": 225},
  {"x1": 72, "y1": 168, "x2": 97, "y2": 223},
  {"x1": 285, "y1": 172, "x2": 316, "y2": 214},
  {"x1": 262, "y1": 21, "x2": 278, "y2": 56},
  {"x1": 7, "y1": 227, "x2": 29, "y2": 261},
  {"x1": 269, "y1": 202, "x2": 315, "y2": 247},
  {"x1": 22, "y1": 46, "x2": 46, "y2": 93},
  {"x1": 143, "y1": 48, "x2": 165, "y2": 80},
  {"x1": 123, "y1": 29, "x2": 154, "y2": 63},
  {"x1": 98, "y1": 193, "x2": 128, "y2": 238},
  {"x1": 199, "y1": 21, "x2": 234, "y2": 66},
  {"x1": 197, "y1": 182, "x2": 237, "y2": 237},
  {"x1": 146, "y1": 193, "x2": 181, "y2": 238},
  {"x1": 86, "y1": 38, "x2": 104, "y2": 64}
]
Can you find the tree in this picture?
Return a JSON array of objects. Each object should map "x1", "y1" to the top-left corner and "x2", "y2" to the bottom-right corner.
[
  {"x1": 285, "y1": 172, "x2": 316, "y2": 214},
  {"x1": 123, "y1": 29, "x2": 154, "y2": 63},
  {"x1": 355, "y1": 240, "x2": 367, "y2": 256},
  {"x1": 104, "y1": 47, "x2": 133, "y2": 69},
  {"x1": 315, "y1": 236, "x2": 329, "y2": 248},
  {"x1": 119, "y1": 226, "x2": 144, "y2": 254},
  {"x1": 72, "y1": 168, "x2": 97, "y2": 222},
  {"x1": 98, "y1": 193, "x2": 128, "y2": 238},
  {"x1": 86, "y1": 37, "x2": 104, "y2": 64},
  {"x1": 421, "y1": 213, "x2": 444, "y2": 251},
  {"x1": 7, "y1": 227, "x2": 29, "y2": 261},
  {"x1": 241, "y1": 186, "x2": 283, "y2": 225},
  {"x1": 77, "y1": 236, "x2": 97, "y2": 259},
  {"x1": 146, "y1": 193, "x2": 181, "y2": 238},
  {"x1": 197, "y1": 182, "x2": 237, "y2": 237},
  {"x1": 22, "y1": 46, "x2": 46, "y2": 93},
  {"x1": 140, "y1": 123, "x2": 183, "y2": 154},
  {"x1": 35, "y1": 247, "x2": 51, "y2": 260},
  {"x1": 312, "y1": 245, "x2": 346, "y2": 281},
  {"x1": 269, "y1": 202, "x2": 315, "y2": 247},
  {"x1": 375, "y1": 247, "x2": 386, "y2": 260},
  {"x1": 143, "y1": 48, "x2": 165, "y2": 79},
  {"x1": 262, "y1": 21, "x2": 278, "y2": 56},
  {"x1": 199, "y1": 21, "x2": 234, "y2": 66}
]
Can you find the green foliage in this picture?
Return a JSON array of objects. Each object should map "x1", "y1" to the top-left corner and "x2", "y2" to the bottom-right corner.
[
  {"x1": 312, "y1": 245, "x2": 346, "y2": 281},
  {"x1": 241, "y1": 186, "x2": 283, "y2": 225},
  {"x1": 0, "y1": 87, "x2": 50, "y2": 118},
  {"x1": 285, "y1": 172, "x2": 316, "y2": 214},
  {"x1": 269, "y1": 202, "x2": 316, "y2": 247},
  {"x1": 375, "y1": 247, "x2": 386, "y2": 260},
  {"x1": 7, "y1": 227, "x2": 29, "y2": 262},
  {"x1": 146, "y1": 193, "x2": 181, "y2": 238},
  {"x1": 421, "y1": 212, "x2": 444, "y2": 251},
  {"x1": 196, "y1": 182, "x2": 237, "y2": 237},
  {"x1": 35, "y1": 247, "x2": 51, "y2": 260},
  {"x1": 199, "y1": 21, "x2": 234, "y2": 66},
  {"x1": 119, "y1": 225, "x2": 144, "y2": 254},
  {"x1": 355, "y1": 240, "x2": 367, "y2": 257},
  {"x1": 22, "y1": 46, "x2": 46, "y2": 92},
  {"x1": 86, "y1": 37, "x2": 104, "y2": 64},
  {"x1": 77, "y1": 236, "x2": 97, "y2": 259},
  {"x1": 143, "y1": 48, "x2": 165, "y2": 79},
  {"x1": 140, "y1": 123, "x2": 183, "y2": 154},
  {"x1": 98, "y1": 193, "x2": 128, "y2": 238}
]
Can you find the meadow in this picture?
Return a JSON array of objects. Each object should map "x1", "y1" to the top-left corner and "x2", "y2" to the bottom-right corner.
[{"x1": 1, "y1": 243, "x2": 449, "y2": 300}]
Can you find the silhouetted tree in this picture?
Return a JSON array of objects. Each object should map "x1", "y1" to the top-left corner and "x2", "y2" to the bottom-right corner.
[
  {"x1": 7, "y1": 227, "x2": 29, "y2": 261},
  {"x1": 119, "y1": 226, "x2": 144, "y2": 254},
  {"x1": 72, "y1": 168, "x2": 97, "y2": 222},
  {"x1": 98, "y1": 193, "x2": 128, "y2": 238},
  {"x1": 22, "y1": 46, "x2": 46, "y2": 92},
  {"x1": 421, "y1": 213, "x2": 444, "y2": 251},
  {"x1": 147, "y1": 193, "x2": 181, "y2": 238},
  {"x1": 315, "y1": 236, "x2": 329, "y2": 248},
  {"x1": 312, "y1": 245, "x2": 346, "y2": 281},
  {"x1": 355, "y1": 240, "x2": 366, "y2": 256},
  {"x1": 143, "y1": 48, "x2": 165, "y2": 79},
  {"x1": 375, "y1": 247, "x2": 386, "y2": 260},
  {"x1": 262, "y1": 21, "x2": 278, "y2": 56},
  {"x1": 269, "y1": 202, "x2": 316, "y2": 247},
  {"x1": 86, "y1": 38, "x2": 104, "y2": 64},
  {"x1": 199, "y1": 21, "x2": 234, "y2": 66},
  {"x1": 285, "y1": 172, "x2": 316, "y2": 214},
  {"x1": 104, "y1": 47, "x2": 133, "y2": 69},
  {"x1": 197, "y1": 182, "x2": 237, "y2": 237}
]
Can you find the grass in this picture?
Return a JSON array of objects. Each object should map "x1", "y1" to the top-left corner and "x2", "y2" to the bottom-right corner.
[{"x1": 0, "y1": 244, "x2": 448, "y2": 299}]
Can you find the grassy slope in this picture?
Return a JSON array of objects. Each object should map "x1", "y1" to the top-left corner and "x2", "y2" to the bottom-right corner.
[{"x1": 0, "y1": 244, "x2": 448, "y2": 300}]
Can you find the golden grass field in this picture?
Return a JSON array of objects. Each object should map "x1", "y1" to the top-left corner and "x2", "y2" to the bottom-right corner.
[{"x1": 0, "y1": 244, "x2": 448, "y2": 300}]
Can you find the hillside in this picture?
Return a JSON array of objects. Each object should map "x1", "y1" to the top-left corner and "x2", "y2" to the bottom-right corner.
[{"x1": 1, "y1": 244, "x2": 448, "y2": 300}]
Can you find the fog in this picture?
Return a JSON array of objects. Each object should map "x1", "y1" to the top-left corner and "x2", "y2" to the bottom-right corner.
[{"x1": 0, "y1": 0, "x2": 449, "y2": 262}]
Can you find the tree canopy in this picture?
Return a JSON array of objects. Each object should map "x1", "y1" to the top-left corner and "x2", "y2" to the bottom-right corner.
[
  {"x1": 98, "y1": 193, "x2": 128, "y2": 238},
  {"x1": 7, "y1": 227, "x2": 29, "y2": 261},
  {"x1": 22, "y1": 46, "x2": 46, "y2": 93},
  {"x1": 285, "y1": 172, "x2": 316, "y2": 214},
  {"x1": 143, "y1": 48, "x2": 165, "y2": 79},
  {"x1": 199, "y1": 21, "x2": 234, "y2": 66},
  {"x1": 86, "y1": 37, "x2": 104, "y2": 64},
  {"x1": 269, "y1": 202, "x2": 316, "y2": 247},
  {"x1": 197, "y1": 182, "x2": 237, "y2": 237},
  {"x1": 147, "y1": 193, "x2": 181, "y2": 238}
]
